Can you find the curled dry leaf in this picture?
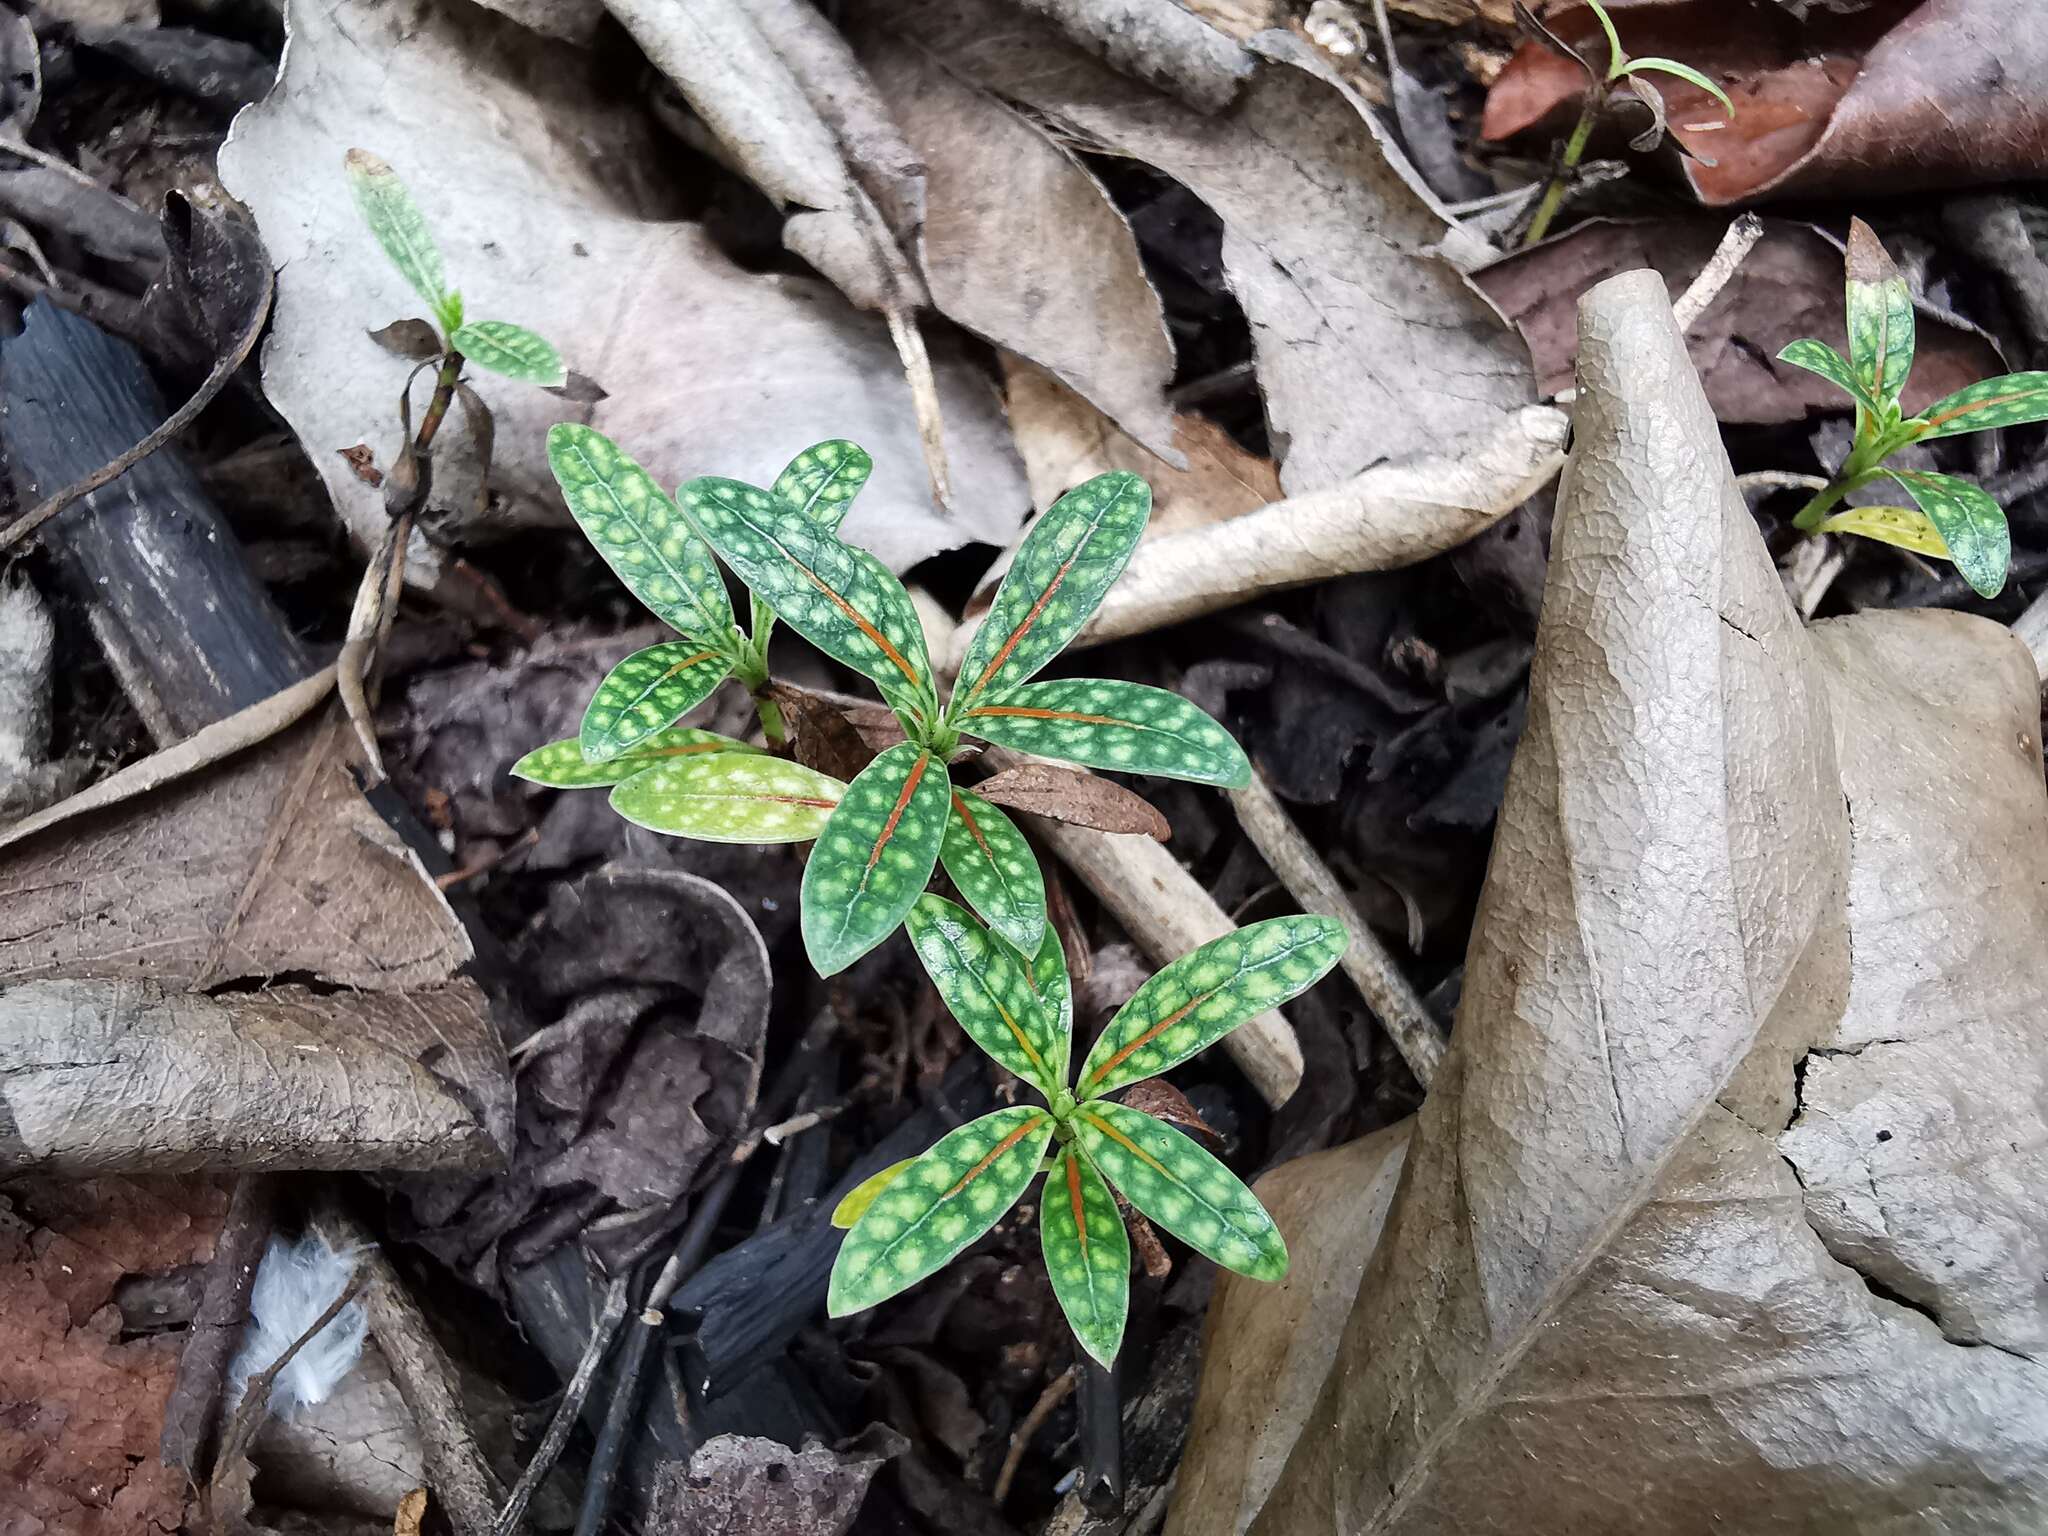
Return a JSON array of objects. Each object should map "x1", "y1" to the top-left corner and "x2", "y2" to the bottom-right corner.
[
  {"x1": 1475, "y1": 217, "x2": 2004, "y2": 422},
  {"x1": 867, "y1": 0, "x2": 1535, "y2": 496},
  {"x1": 1171, "y1": 272, "x2": 2048, "y2": 1536},
  {"x1": 975, "y1": 761, "x2": 1173, "y2": 841},
  {"x1": 648, "y1": 1432, "x2": 896, "y2": 1536},
  {"x1": 220, "y1": 0, "x2": 1027, "y2": 574}
]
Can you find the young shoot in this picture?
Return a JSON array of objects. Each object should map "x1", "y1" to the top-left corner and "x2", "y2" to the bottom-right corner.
[
  {"x1": 1779, "y1": 218, "x2": 2046, "y2": 598},
  {"x1": 1515, "y1": 0, "x2": 1735, "y2": 246},
  {"x1": 828, "y1": 899, "x2": 1349, "y2": 1364}
]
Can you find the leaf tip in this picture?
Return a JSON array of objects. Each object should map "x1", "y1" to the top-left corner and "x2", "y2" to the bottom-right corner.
[{"x1": 1844, "y1": 217, "x2": 1896, "y2": 288}]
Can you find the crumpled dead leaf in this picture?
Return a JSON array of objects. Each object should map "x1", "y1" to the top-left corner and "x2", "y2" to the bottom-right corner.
[
  {"x1": 1170, "y1": 271, "x2": 2048, "y2": 1536},
  {"x1": 975, "y1": 762, "x2": 1172, "y2": 841},
  {"x1": 1483, "y1": 0, "x2": 2048, "y2": 206},
  {"x1": 865, "y1": 0, "x2": 1535, "y2": 496},
  {"x1": 647, "y1": 1433, "x2": 895, "y2": 1536},
  {"x1": 221, "y1": 0, "x2": 1028, "y2": 574},
  {"x1": 0, "y1": 713, "x2": 511, "y2": 1173},
  {"x1": 1475, "y1": 217, "x2": 2005, "y2": 421}
]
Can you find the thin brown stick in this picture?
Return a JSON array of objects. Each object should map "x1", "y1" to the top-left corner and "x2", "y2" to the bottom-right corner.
[
  {"x1": 994, "y1": 1366, "x2": 1079, "y2": 1506},
  {"x1": 490, "y1": 1271, "x2": 634, "y2": 1536},
  {"x1": 1671, "y1": 212, "x2": 1765, "y2": 332},
  {"x1": 0, "y1": 262, "x2": 273, "y2": 555}
]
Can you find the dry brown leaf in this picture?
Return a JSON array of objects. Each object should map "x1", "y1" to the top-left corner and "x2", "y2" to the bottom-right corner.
[
  {"x1": 220, "y1": 0, "x2": 1028, "y2": 574},
  {"x1": 868, "y1": 0, "x2": 1535, "y2": 496},
  {"x1": 392, "y1": 1487, "x2": 428, "y2": 1536},
  {"x1": 974, "y1": 762, "x2": 1173, "y2": 841},
  {"x1": 856, "y1": 32, "x2": 1179, "y2": 457},
  {"x1": 1174, "y1": 272, "x2": 2048, "y2": 1535},
  {"x1": 1475, "y1": 217, "x2": 2005, "y2": 421},
  {"x1": 648, "y1": 1433, "x2": 893, "y2": 1536}
]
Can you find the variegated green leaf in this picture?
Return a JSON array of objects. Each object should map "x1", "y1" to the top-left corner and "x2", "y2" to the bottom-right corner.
[
  {"x1": 1885, "y1": 468, "x2": 2010, "y2": 598},
  {"x1": 1078, "y1": 915, "x2": 1347, "y2": 1101},
  {"x1": 1845, "y1": 218, "x2": 1914, "y2": 414},
  {"x1": 1027, "y1": 925, "x2": 1075, "y2": 1086},
  {"x1": 828, "y1": 1107, "x2": 1054, "y2": 1315},
  {"x1": 832, "y1": 1158, "x2": 916, "y2": 1230},
  {"x1": 511, "y1": 728, "x2": 759, "y2": 788},
  {"x1": 680, "y1": 477, "x2": 935, "y2": 714},
  {"x1": 610, "y1": 752, "x2": 842, "y2": 843},
  {"x1": 771, "y1": 440, "x2": 872, "y2": 530},
  {"x1": 1072, "y1": 1101, "x2": 1285, "y2": 1281},
  {"x1": 951, "y1": 472, "x2": 1151, "y2": 713},
  {"x1": 580, "y1": 642, "x2": 733, "y2": 761},
  {"x1": 801, "y1": 743, "x2": 950, "y2": 975},
  {"x1": 904, "y1": 895, "x2": 1064, "y2": 1098},
  {"x1": 1042, "y1": 1146, "x2": 1130, "y2": 1365},
  {"x1": 450, "y1": 319, "x2": 565, "y2": 386},
  {"x1": 344, "y1": 149, "x2": 454, "y2": 331},
  {"x1": 1909, "y1": 371, "x2": 2048, "y2": 440},
  {"x1": 962, "y1": 680, "x2": 1250, "y2": 788},
  {"x1": 940, "y1": 790, "x2": 1047, "y2": 959},
  {"x1": 548, "y1": 426, "x2": 733, "y2": 640},
  {"x1": 1817, "y1": 505, "x2": 1949, "y2": 560},
  {"x1": 1777, "y1": 339, "x2": 1878, "y2": 414}
]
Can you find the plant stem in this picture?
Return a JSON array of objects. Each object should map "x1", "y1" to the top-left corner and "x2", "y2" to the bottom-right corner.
[
  {"x1": 416, "y1": 349, "x2": 464, "y2": 456},
  {"x1": 753, "y1": 690, "x2": 788, "y2": 749},
  {"x1": 1791, "y1": 467, "x2": 1884, "y2": 533},
  {"x1": 731, "y1": 643, "x2": 787, "y2": 748},
  {"x1": 1523, "y1": 92, "x2": 1600, "y2": 247}
]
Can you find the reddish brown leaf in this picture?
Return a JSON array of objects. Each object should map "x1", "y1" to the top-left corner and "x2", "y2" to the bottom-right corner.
[
  {"x1": 974, "y1": 763, "x2": 1171, "y2": 841},
  {"x1": 1119, "y1": 1078, "x2": 1220, "y2": 1139},
  {"x1": 769, "y1": 681, "x2": 878, "y2": 784}
]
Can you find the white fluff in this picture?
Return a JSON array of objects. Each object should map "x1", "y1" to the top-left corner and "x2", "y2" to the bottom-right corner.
[{"x1": 226, "y1": 1233, "x2": 369, "y2": 1415}]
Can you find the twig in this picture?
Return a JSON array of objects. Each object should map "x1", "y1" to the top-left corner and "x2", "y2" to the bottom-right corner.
[
  {"x1": 759, "y1": 1104, "x2": 843, "y2": 1146},
  {"x1": 1671, "y1": 213, "x2": 1764, "y2": 332},
  {"x1": 436, "y1": 827, "x2": 540, "y2": 890},
  {"x1": 0, "y1": 664, "x2": 337, "y2": 854},
  {"x1": 163, "y1": 1173, "x2": 279, "y2": 1482},
  {"x1": 995, "y1": 1367, "x2": 1078, "y2": 1506},
  {"x1": 1736, "y1": 471, "x2": 1829, "y2": 499},
  {"x1": 1228, "y1": 770, "x2": 1447, "y2": 1087},
  {"x1": 0, "y1": 260, "x2": 273, "y2": 555},
  {"x1": 491, "y1": 1270, "x2": 634, "y2": 1536},
  {"x1": 1076, "y1": 1353, "x2": 1122, "y2": 1517},
  {"x1": 2012, "y1": 587, "x2": 2048, "y2": 685}
]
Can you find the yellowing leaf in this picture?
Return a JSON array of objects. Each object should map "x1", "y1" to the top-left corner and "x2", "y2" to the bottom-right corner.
[
  {"x1": 609, "y1": 752, "x2": 843, "y2": 843},
  {"x1": 832, "y1": 1158, "x2": 917, "y2": 1229},
  {"x1": 1817, "y1": 505, "x2": 1949, "y2": 560},
  {"x1": 512, "y1": 727, "x2": 759, "y2": 788}
]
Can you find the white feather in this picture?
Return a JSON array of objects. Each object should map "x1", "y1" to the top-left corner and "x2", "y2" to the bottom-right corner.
[{"x1": 226, "y1": 1233, "x2": 369, "y2": 1416}]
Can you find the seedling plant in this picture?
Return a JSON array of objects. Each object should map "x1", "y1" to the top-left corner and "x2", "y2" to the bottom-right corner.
[
  {"x1": 1778, "y1": 218, "x2": 2047, "y2": 599},
  {"x1": 828, "y1": 899, "x2": 1348, "y2": 1363},
  {"x1": 515, "y1": 429, "x2": 1253, "y2": 978},
  {"x1": 1515, "y1": 0, "x2": 1734, "y2": 246}
]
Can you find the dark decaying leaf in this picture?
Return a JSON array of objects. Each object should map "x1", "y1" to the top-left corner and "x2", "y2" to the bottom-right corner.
[
  {"x1": 769, "y1": 681, "x2": 879, "y2": 784},
  {"x1": 1119, "y1": 1078, "x2": 1219, "y2": 1138},
  {"x1": 974, "y1": 761, "x2": 1171, "y2": 841},
  {"x1": 648, "y1": 1433, "x2": 896, "y2": 1536},
  {"x1": 367, "y1": 318, "x2": 444, "y2": 359}
]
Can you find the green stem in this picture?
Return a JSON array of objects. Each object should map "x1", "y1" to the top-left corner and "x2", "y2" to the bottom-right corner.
[
  {"x1": 729, "y1": 641, "x2": 787, "y2": 749},
  {"x1": 1523, "y1": 92, "x2": 1601, "y2": 247},
  {"x1": 753, "y1": 690, "x2": 788, "y2": 750},
  {"x1": 1791, "y1": 467, "x2": 1885, "y2": 533}
]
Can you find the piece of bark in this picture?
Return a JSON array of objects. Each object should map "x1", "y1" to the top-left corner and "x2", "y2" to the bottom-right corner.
[
  {"x1": 648, "y1": 1432, "x2": 893, "y2": 1535},
  {"x1": 83, "y1": 25, "x2": 275, "y2": 114},
  {"x1": 1222, "y1": 272, "x2": 2048, "y2": 1535},
  {"x1": 975, "y1": 762, "x2": 1172, "y2": 841},
  {"x1": 1, "y1": 298, "x2": 307, "y2": 741},
  {"x1": 1007, "y1": 0, "x2": 1254, "y2": 115},
  {"x1": 1042, "y1": 1320, "x2": 1204, "y2": 1536},
  {"x1": 161, "y1": 1173, "x2": 277, "y2": 1478},
  {"x1": 0, "y1": 165, "x2": 162, "y2": 266}
]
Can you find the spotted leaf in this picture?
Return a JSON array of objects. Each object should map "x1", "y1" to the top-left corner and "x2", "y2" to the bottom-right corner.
[
  {"x1": 1027, "y1": 925, "x2": 1075, "y2": 1086},
  {"x1": 952, "y1": 472, "x2": 1150, "y2": 712},
  {"x1": 512, "y1": 727, "x2": 760, "y2": 788},
  {"x1": 548, "y1": 426, "x2": 733, "y2": 639},
  {"x1": 828, "y1": 1107, "x2": 1054, "y2": 1315},
  {"x1": 1042, "y1": 1146, "x2": 1130, "y2": 1365},
  {"x1": 1884, "y1": 469, "x2": 2010, "y2": 598},
  {"x1": 962, "y1": 679, "x2": 1250, "y2": 788},
  {"x1": 1817, "y1": 505, "x2": 1949, "y2": 560},
  {"x1": 1844, "y1": 218, "x2": 1914, "y2": 415},
  {"x1": 451, "y1": 319, "x2": 565, "y2": 386},
  {"x1": 905, "y1": 895, "x2": 1064, "y2": 1099},
  {"x1": 771, "y1": 440, "x2": 872, "y2": 530},
  {"x1": 680, "y1": 476, "x2": 935, "y2": 714},
  {"x1": 344, "y1": 149, "x2": 455, "y2": 332},
  {"x1": 1078, "y1": 915, "x2": 1348, "y2": 1101},
  {"x1": 1910, "y1": 371, "x2": 2048, "y2": 440},
  {"x1": 1776, "y1": 339, "x2": 1878, "y2": 416},
  {"x1": 579, "y1": 642, "x2": 733, "y2": 761},
  {"x1": 832, "y1": 1158, "x2": 916, "y2": 1230},
  {"x1": 940, "y1": 790, "x2": 1047, "y2": 959},
  {"x1": 610, "y1": 752, "x2": 843, "y2": 843},
  {"x1": 802, "y1": 743, "x2": 950, "y2": 975},
  {"x1": 1073, "y1": 1102, "x2": 1285, "y2": 1281}
]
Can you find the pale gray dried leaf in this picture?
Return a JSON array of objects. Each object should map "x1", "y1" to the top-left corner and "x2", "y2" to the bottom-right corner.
[
  {"x1": 1011, "y1": 0, "x2": 1254, "y2": 114},
  {"x1": 649, "y1": 1433, "x2": 892, "y2": 1536},
  {"x1": 219, "y1": 0, "x2": 1027, "y2": 573},
  {"x1": 975, "y1": 762, "x2": 1172, "y2": 840},
  {"x1": 1191, "y1": 272, "x2": 2048, "y2": 1535},
  {"x1": 250, "y1": 1342, "x2": 425, "y2": 1517},
  {"x1": 471, "y1": 0, "x2": 605, "y2": 42},
  {"x1": 876, "y1": 0, "x2": 1534, "y2": 495},
  {"x1": 857, "y1": 29, "x2": 1177, "y2": 458}
]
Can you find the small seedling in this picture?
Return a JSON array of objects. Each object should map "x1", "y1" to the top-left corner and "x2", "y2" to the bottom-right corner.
[
  {"x1": 1779, "y1": 219, "x2": 2046, "y2": 599},
  {"x1": 828, "y1": 898, "x2": 1348, "y2": 1364},
  {"x1": 346, "y1": 150, "x2": 565, "y2": 390},
  {"x1": 517, "y1": 427, "x2": 1252, "y2": 979},
  {"x1": 1515, "y1": 0, "x2": 1734, "y2": 246}
]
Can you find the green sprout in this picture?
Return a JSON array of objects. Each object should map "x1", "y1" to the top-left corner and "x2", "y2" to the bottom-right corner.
[
  {"x1": 516, "y1": 432, "x2": 1253, "y2": 979},
  {"x1": 1516, "y1": 0, "x2": 1735, "y2": 246},
  {"x1": 1780, "y1": 218, "x2": 2047, "y2": 599},
  {"x1": 828, "y1": 899, "x2": 1349, "y2": 1364},
  {"x1": 345, "y1": 149, "x2": 565, "y2": 389}
]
